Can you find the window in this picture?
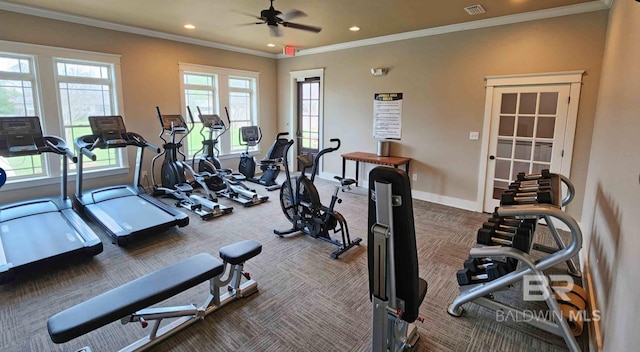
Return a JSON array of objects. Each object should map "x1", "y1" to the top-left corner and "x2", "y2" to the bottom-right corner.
[
  {"x1": 183, "y1": 72, "x2": 217, "y2": 158},
  {"x1": 179, "y1": 63, "x2": 259, "y2": 159},
  {"x1": 0, "y1": 40, "x2": 124, "y2": 188},
  {"x1": 0, "y1": 54, "x2": 44, "y2": 180},
  {"x1": 56, "y1": 59, "x2": 119, "y2": 170}
]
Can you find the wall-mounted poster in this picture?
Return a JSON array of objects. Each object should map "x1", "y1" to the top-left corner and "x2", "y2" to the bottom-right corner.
[{"x1": 373, "y1": 93, "x2": 402, "y2": 139}]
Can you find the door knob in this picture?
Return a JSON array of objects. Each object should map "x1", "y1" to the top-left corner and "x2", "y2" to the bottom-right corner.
[{"x1": 489, "y1": 155, "x2": 495, "y2": 160}]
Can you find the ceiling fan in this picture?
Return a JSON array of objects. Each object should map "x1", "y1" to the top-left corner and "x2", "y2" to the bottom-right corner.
[{"x1": 243, "y1": 0, "x2": 322, "y2": 37}]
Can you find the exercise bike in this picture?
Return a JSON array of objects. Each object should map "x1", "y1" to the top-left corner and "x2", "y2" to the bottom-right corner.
[
  {"x1": 274, "y1": 138, "x2": 362, "y2": 259},
  {"x1": 151, "y1": 107, "x2": 233, "y2": 219},
  {"x1": 238, "y1": 126, "x2": 289, "y2": 191},
  {"x1": 187, "y1": 106, "x2": 269, "y2": 207}
]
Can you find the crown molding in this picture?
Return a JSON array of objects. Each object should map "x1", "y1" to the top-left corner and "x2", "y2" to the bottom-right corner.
[
  {"x1": 281, "y1": 0, "x2": 611, "y2": 58},
  {"x1": 0, "y1": 1, "x2": 278, "y2": 59},
  {"x1": 0, "y1": 0, "x2": 610, "y2": 61}
]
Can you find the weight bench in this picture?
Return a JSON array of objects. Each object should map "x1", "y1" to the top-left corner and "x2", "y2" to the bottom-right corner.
[
  {"x1": 48, "y1": 240, "x2": 262, "y2": 352},
  {"x1": 368, "y1": 167, "x2": 428, "y2": 352}
]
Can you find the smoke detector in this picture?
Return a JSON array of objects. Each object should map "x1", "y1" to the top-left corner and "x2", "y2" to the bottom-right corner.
[{"x1": 464, "y1": 4, "x2": 486, "y2": 15}]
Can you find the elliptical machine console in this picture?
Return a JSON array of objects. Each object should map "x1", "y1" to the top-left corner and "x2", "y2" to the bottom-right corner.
[{"x1": 274, "y1": 137, "x2": 362, "y2": 259}]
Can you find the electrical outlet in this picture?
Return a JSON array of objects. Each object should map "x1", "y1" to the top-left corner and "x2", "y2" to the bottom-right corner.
[
  {"x1": 469, "y1": 131, "x2": 479, "y2": 140},
  {"x1": 412, "y1": 173, "x2": 417, "y2": 181},
  {"x1": 141, "y1": 170, "x2": 148, "y2": 178}
]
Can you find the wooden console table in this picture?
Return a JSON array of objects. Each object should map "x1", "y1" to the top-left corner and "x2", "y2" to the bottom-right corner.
[{"x1": 341, "y1": 152, "x2": 412, "y2": 186}]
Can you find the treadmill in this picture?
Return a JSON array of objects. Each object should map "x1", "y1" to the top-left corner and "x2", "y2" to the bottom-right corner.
[
  {"x1": 73, "y1": 115, "x2": 189, "y2": 246},
  {"x1": 0, "y1": 116, "x2": 102, "y2": 284}
]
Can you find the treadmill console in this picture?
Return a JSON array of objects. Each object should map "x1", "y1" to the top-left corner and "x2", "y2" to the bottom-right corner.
[
  {"x1": 89, "y1": 115, "x2": 128, "y2": 145},
  {"x1": 0, "y1": 116, "x2": 44, "y2": 155},
  {"x1": 199, "y1": 114, "x2": 225, "y2": 130},
  {"x1": 161, "y1": 115, "x2": 187, "y2": 131}
]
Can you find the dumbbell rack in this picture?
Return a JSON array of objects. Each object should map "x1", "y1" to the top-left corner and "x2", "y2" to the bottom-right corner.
[{"x1": 447, "y1": 172, "x2": 584, "y2": 352}]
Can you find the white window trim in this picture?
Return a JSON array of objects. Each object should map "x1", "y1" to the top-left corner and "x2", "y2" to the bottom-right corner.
[
  {"x1": 178, "y1": 62, "x2": 260, "y2": 158},
  {"x1": 0, "y1": 40, "x2": 126, "y2": 189}
]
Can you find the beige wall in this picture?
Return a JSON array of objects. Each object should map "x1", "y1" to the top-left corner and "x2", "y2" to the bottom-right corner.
[
  {"x1": 0, "y1": 10, "x2": 277, "y2": 204},
  {"x1": 581, "y1": 0, "x2": 640, "y2": 350},
  {"x1": 277, "y1": 11, "x2": 608, "y2": 219}
]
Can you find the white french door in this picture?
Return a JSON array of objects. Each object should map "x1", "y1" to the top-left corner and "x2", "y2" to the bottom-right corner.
[{"x1": 483, "y1": 84, "x2": 571, "y2": 212}]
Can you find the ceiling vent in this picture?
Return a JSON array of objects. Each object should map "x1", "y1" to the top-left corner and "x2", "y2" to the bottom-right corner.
[{"x1": 464, "y1": 4, "x2": 486, "y2": 15}]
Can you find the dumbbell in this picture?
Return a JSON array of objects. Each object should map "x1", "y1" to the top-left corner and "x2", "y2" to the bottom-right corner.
[
  {"x1": 509, "y1": 180, "x2": 552, "y2": 193},
  {"x1": 516, "y1": 169, "x2": 551, "y2": 181},
  {"x1": 477, "y1": 227, "x2": 531, "y2": 252},
  {"x1": 483, "y1": 220, "x2": 534, "y2": 234},
  {"x1": 487, "y1": 217, "x2": 538, "y2": 234},
  {"x1": 501, "y1": 189, "x2": 553, "y2": 205},
  {"x1": 456, "y1": 262, "x2": 512, "y2": 286},
  {"x1": 463, "y1": 256, "x2": 517, "y2": 274}
]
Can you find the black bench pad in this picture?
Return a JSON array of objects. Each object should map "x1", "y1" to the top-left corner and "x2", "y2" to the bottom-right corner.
[
  {"x1": 47, "y1": 253, "x2": 224, "y2": 344},
  {"x1": 219, "y1": 240, "x2": 262, "y2": 265}
]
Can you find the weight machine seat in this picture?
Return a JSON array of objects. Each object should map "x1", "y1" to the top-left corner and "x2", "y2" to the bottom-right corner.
[
  {"x1": 47, "y1": 253, "x2": 224, "y2": 344},
  {"x1": 219, "y1": 240, "x2": 262, "y2": 265},
  {"x1": 368, "y1": 167, "x2": 427, "y2": 323}
]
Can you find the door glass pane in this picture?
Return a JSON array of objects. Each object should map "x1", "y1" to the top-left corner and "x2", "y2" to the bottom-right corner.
[
  {"x1": 512, "y1": 161, "x2": 530, "y2": 180},
  {"x1": 519, "y1": 93, "x2": 537, "y2": 114},
  {"x1": 311, "y1": 82, "x2": 319, "y2": 99},
  {"x1": 302, "y1": 84, "x2": 310, "y2": 99},
  {"x1": 534, "y1": 142, "x2": 553, "y2": 162},
  {"x1": 302, "y1": 116, "x2": 310, "y2": 130},
  {"x1": 539, "y1": 92, "x2": 559, "y2": 114},
  {"x1": 499, "y1": 116, "x2": 515, "y2": 136},
  {"x1": 496, "y1": 139, "x2": 513, "y2": 158},
  {"x1": 501, "y1": 93, "x2": 517, "y2": 114},
  {"x1": 495, "y1": 159, "x2": 510, "y2": 180},
  {"x1": 514, "y1": 140, "x2": 532, "y2": 160},
  {"x1": 532, "y1": 163, "x2": 549, "y2": 175},
  {"x1": 493, "y1": 180, "x2": 509, "y2": 200},
  {"x1": 310, "y1": 100, "x2": 318, "y2": 116},
  {"x1": 537, "y1": 116, "x2": 555, "y2": 138},
  {"x1": 516, "y1": 116, "x2": 535, "y2": 137}
]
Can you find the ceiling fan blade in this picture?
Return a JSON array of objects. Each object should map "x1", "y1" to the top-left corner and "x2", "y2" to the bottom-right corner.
[
  {"x1": 232, "y1": 9, "x2": 263, "y2": 20},
  {"x1": 238, "y1": 22, "x2": 265, "y2": 26},
  {"x1": 269, "y1": 25, "x2": 282, "y2": 37},
  {"x1": 282, "y1": 22, "x2": 322, "y2": 33},
  {"x1": 279, "y1": 9, "x2": 306, "y2": 21}
]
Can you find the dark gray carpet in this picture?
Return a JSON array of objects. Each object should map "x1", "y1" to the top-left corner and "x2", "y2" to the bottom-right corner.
[{"x1": 0, "y1": 175, "x2": 585, "y2": 351}]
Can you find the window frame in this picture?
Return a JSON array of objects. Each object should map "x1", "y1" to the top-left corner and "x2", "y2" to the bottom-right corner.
[
  {"x1": 0, "y1": 40, "x2": 127, "y2": 191},
  {"x1": 178, "y1": 63, "x2": 259, "y2": 160}
]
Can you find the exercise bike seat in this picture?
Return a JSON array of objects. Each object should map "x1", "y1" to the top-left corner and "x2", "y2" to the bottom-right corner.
[
  {"x1": 334, "y1": 176, "x2": 356, "y2": 187},
  {"x1": 175, "y1": 183, "x2": 193, "y2": 193}
]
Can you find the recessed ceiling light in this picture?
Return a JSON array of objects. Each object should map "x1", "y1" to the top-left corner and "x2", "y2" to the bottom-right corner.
[
  {"x1": 184, "y1": 24, "x2": 196, "y2": 29},
  {"x1": 267, "y1": 43, "x2": 276, "y2": 47},
  {"x1": 349, "y1": 26, "x2": 360, "y2": 32}
]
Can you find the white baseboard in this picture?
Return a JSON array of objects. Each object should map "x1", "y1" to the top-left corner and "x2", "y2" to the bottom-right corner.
[
  {"x1": 319, "y1": 172, "x2": 583, "y2": 234},
  {"x1": 319, "y1": 172, "x2": 478, "y2": 212}
]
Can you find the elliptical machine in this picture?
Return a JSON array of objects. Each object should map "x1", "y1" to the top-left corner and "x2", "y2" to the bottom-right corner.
[
  {"x1": 188, "y1": 106, "x2": 269, "y2": 207},
  {"x1": 151, "y1": 107, "x2": 233, "y2": 219},
  {"x1": 274, "y1": 138, "x2": 362, "y2": 259},
  {"x1": 238, "y1": 126, "x2": 289, "y2": 192}
]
